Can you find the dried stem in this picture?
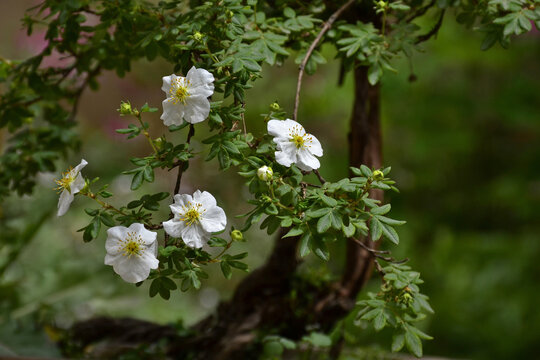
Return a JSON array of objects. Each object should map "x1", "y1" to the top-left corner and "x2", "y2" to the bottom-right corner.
[{"x1": 293, "y1": 0, "x2": 356, "y2": 121}]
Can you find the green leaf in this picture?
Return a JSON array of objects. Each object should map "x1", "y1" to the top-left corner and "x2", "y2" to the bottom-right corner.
[
  {"x1": 342, "y1": 221, "x2": 356, "y2": 237},
  {"x1": 405, "y1": 331, "x2": 423, "y2": 357},
  {"x1": 149, "y1": 278, "x2": 160, "y2": 298},
  {"x1": 381, "y1": 222, "x2": 400, "y2": 244},
  {"x1": 303, "y1": 332, "x2": 331, "y2": 347},
  {"x1": 370, "y1": 217, "x2": 383, "y2": 241},
  {"x1": 131, "y1": 171, "x2": 144, "y2": 190},
  {"x1": 299, "y1": 232, "x2": 311, "y2": 257},
  {"x1": 283, "y1": 7, "x2": 296, "y2": 18},
  {"x1": 283, "y1": 227, "x2": 303, "y2": 238},
  {"x1": 371, "y1": 204, "x2": 391, "y2": 215},
  {"x1": 391, "y1": 333, "x2": 405, "y2": 352},
  {"x1": 143, "y1": 165, "x2": 154, "y2": 182},
  {"x1": 374, "y1": 311, "x2": 386, "y2": 331},
  {"x1": 221, "y1": 261, "x2": 232, "y2": 279},
  {"x1": 317, "y1": 213, "x2": 332, "y2": 233}
]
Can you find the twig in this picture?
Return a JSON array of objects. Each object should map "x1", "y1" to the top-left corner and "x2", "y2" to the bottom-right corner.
[
  {"x1": 313, "y1": 169, "x2": 326, "y2": 184},
  {"x1": 351, "y1": 237, "x2": 409, "y2": 265},
  {"x1": 405, "y1": 0, "x2": 436, "y2": 22},
  {"x1": 166, "y1": 124, "x2": 195, "y2": 246},
  {"x1": 415, "y1": 10, "x2": 445, "y2": 44},
  {"x1": 293, "y1": 0, "x2": 356, "y2": 121},
  {"x1": 174, "y1": 124, "x2": 195, "y2": 195}
]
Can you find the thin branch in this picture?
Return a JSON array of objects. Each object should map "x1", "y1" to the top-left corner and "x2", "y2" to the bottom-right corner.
[
  {"x1": 351, "y1": 237, "x2": 409, "y2": 264},
  {"x1": 174, "y1": 124, "x2": 195, "y2": 195},
  {"x1": 313, "y1": 169, "x2": 326, "y2": 184},
  {"x1": 293, "y1": 0, "x2": 356, "y2": 121},
  {"x1": 166, "y1": 124, "x2": 195, "y2": 246},
  {"x1": 405, "y1": 0, "x2": 436, "y2": 22},
  {"x1": 415, "y1": 10, "x2": 445, "y2": 44}
]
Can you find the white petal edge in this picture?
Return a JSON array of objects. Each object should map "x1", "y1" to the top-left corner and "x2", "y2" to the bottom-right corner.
[
  {"x1": 57, "y1": 190, "x2": 74, "y2": 217},
  {"x1": 200, "y1": 206, "x2": 227, "y2": 233},
  {"x1": 161, "y1": 99, "x2": 185, "y2": 126},
  {"x1": 183, "y1": 95, "x2": 210, "y2": 124}
]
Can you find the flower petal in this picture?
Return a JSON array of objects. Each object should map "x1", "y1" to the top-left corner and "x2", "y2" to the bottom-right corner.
[
  {"x1": 296, "y1": 148, "x2": 320, "y2": 171},
  {"x1": 161, "y1": 99, "x2": 185, "y2": 126},
  {"x1": 173, "y1": 193, "x2": 193, "y2": 207},
  {"x1": 57, "y1": 190, "x2": 74, "y2": 217},
  {"x1": 73, "y1": 159, "x2": 88, "y2": 173},
  {"x1": 128, "y1": 223, "x2": 157, "y2": 246},
  {"x1": 200, "y1": 206, "x2": 227, "y2": 233},
  {"x1": 111, "y1": 256, "x2": 152, "y2": 283},
  {"x1": 268, "y1": 119, "x2": 305, "y2": 138},
  {"x1": 183, "y1": 95, "x2": 210, "y2": 124},
  {"x1": 181, "y1": 224, "x2": 208, "y2": 248},
  {"x1": 105, "y1": 226, "x2": 128, "y2": 255},
  {"x1": 186, "y1": 67, "x2": 214, "y2": 90},
  {"x1": 193, "y1": 190, "x2": 217, "y2": 208},
  {"x1": 161, "y1": 74, "x2": 175, "y2": 93},
  {"x1": 275, "y1": 141, "x2": 298, "y2": 168},
  {"x1": 307, "y1": 133, "x2": 323, "y2": 157},
  {"x1": 163, "y1": 218, "x2": 185, "y2": 238},
  {"x1": 70, "y1": 173, "x2": 85, "y2": 194}
]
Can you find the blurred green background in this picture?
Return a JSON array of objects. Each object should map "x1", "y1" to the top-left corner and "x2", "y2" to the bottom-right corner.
[{"x1": 1, "y1": 1, "x2": 539, "y2": 359}]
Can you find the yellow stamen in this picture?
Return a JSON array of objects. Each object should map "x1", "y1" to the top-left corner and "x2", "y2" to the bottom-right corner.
[
  {"x1": 288, "y1": 125, "x2": 313, "y2": 149},
  {"x1": 118, "y1": 232, "x2": 144, "y2": 257},
  {"x1": 168, "y1": 78, "x2": 191, "y2": 104},
  {"x1": 54, "y1": 167, "x2": 75, "y2": 193},
  {"x1": 180, "y1": 202, "x2": 205, "y2": 226}
]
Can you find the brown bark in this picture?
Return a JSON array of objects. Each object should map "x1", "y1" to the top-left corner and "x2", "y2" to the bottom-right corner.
[{"x1": 341, "y1": 64, "x2": 383, "y2": 297}]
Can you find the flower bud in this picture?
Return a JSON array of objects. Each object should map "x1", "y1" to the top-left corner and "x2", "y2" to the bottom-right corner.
[
  {"x1": 270, "y1": 102, "x2": 280, "y2": 111},
  {"x1": 257, "y1": 166, "x2": 273, "y2": 181},
  {"x1": 119, "y1": 101, "x2": 132, "y2": 115},
  {"x1": 231, "y1": 229, "x2": 244, "y2": 242},
  {"x1": 261, "y1": 195, "x2": 272, "y2": 203},
  {"x1": 193, "y1": 31, "x2": 203, "y2": 42},
  {"x1": 377, "y1": 0, "x2": 387, "y2": 8},
  {"x1": 373, "y1": 170, "x2": 384, "y2": 181}
]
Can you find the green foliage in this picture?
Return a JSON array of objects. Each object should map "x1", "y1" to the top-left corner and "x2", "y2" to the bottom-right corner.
[
  {"x1": 1, "y1": 0, "x2": 537, "y2": 358},
  {"x1": 356, "y1": 264, "x2": 433, "y2": 357}
]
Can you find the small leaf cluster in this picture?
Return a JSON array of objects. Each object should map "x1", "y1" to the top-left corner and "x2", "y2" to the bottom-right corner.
[{"x1": 356, "y1": 263, "x2": 434, "y2": 357}]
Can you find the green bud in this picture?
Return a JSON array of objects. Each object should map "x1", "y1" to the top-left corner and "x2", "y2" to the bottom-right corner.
[
  {"x1": 193, "y1": 31, "x2": 203, "y2": 42},
  {"x1": 119, "y1": 101, "x2": 132, "y2": 115},
  {"x1": 257, "y1": 165, "x2": 273, "y2": 181},
  {"x1": 226, "y1": 10, "x2": 234, "y2": 18},
  {"x1": 377, "y1": 0, "x2": 387, "y2": 8},
  {"x1": 373, "y1": 170, "x2": 384, "y2": 181},
  {"x1": 153, "y1": 137, "x2": 164, "y2": 150},
  {"x1": 231, "y1": 229, "x2": 244, "y2": 242},
  {"x1": 261, "y1": 195, "x2": 272, "y2": 203},
  {"x1": 270, "y1": 102, "x2": 280, "y2": 111}
]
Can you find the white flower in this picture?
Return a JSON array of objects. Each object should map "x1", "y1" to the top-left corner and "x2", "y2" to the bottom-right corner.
[
  {"x1": 267, "y1": 119, "x2": 323, "y2": 171},
  {"x1": 257, "y1": 165, "x2": 273, "y2": 181},
  {"x1": 104, "y1": 223, "x2": 159, "y2": 283},
  {"x1": 163, "y1": 190, "x2": 227, "y2": 249},
  {"x1": 55, "y1": 159, "x2": 88, "y2": 217},
  {"x1": 160, "y1": 66, "x2": 214, "y2": 126}
]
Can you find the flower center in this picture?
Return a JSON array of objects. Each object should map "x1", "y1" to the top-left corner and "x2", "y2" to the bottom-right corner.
[
  {"x1": 119, "y1": 232, "x2": 144, "y2": 257},
  {"x1": 291, "y1": 134, "x2": 305, "y2": 149},
  {"x1": 54, "y1": 167, "x2": 75, "y2": 193},
  {"x1": 168, "y1": 78, "x2": 191, "y2": 104},
  {"x1": 288, "y1": 125, "x2": 313, "y2": 150},
  {"x1": 180, "y1": 202, "x2": 205, "y2": 226}
]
